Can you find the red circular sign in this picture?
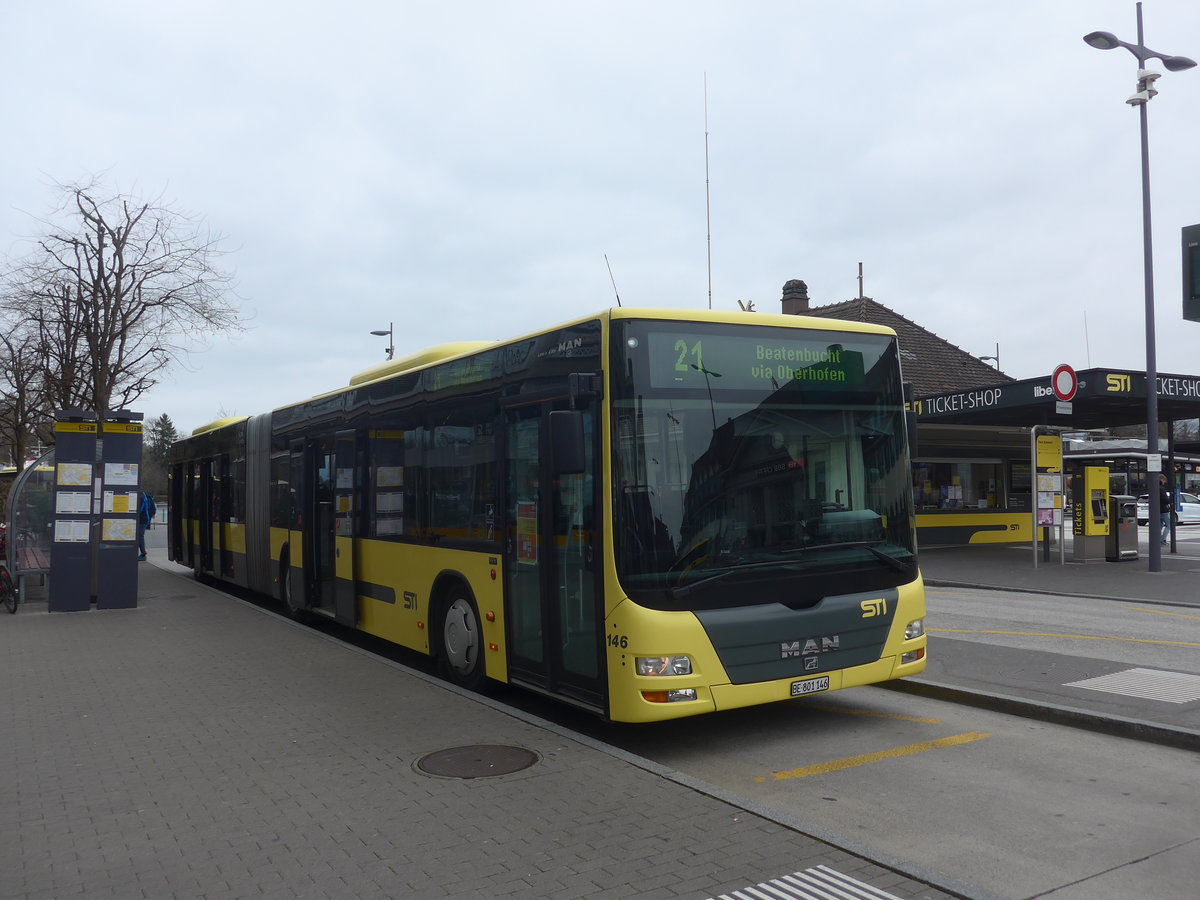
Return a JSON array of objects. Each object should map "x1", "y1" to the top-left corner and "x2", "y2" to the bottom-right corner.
[{"x1": 1052, "y1": 364, "x2": 1077, "y2": 402}]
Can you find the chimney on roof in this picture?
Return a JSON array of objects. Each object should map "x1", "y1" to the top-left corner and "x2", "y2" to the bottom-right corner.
[{"x1": 781, "y1": 279, "x2": 809, "y2": 315}]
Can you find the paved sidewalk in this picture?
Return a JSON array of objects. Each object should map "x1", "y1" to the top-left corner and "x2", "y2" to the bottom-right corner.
[{"x1": 1, "y1": 558, "x2": 962, "y2": 900}]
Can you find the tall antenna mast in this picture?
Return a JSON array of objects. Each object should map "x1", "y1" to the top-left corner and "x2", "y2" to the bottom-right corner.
[
  {"x1": 704, "y1": 73, "x2": 713, "y2": 309},
  {"x1": 1084, "y1": 310, "x2": 1092, "y2": 367},
  {"x1": 857, "y1": 262, "x2": 865, "y2": 299},
  {"x1": 604, "y1": 254, "x2": 622, "y2": 307}
]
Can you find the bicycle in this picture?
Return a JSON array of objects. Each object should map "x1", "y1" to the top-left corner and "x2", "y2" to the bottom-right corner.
[{"x1": 0, "y1": 566, "x2": 16, "y2": 614}]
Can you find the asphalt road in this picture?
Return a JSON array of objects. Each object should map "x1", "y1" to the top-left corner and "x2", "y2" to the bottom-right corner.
[{"x1": 510, "y1": 583, "x2": 1200, "y2": 899}]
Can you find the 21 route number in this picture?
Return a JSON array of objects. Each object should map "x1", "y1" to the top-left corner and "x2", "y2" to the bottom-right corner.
[{"x1": 675, "y1": 339, "x2": 703, "y2": 372}]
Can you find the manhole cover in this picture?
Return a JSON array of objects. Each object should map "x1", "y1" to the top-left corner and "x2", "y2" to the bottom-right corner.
[{"x1": 416, "y1": 744, "x2": 539, "y2": 779}]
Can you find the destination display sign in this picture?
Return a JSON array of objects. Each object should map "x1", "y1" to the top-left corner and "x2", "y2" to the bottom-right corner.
[{"x1": 645, "y1": 329, "x2": 887, "y2": 392}]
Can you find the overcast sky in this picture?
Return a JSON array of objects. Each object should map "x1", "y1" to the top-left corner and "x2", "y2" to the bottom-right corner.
[{"x1": 4, "y1": 1, "x2": 1200, "y2": 437}]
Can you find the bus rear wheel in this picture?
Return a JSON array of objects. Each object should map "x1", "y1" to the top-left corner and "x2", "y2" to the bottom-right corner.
[
  {"x1": 438, "y1": 593, "x2": 485, "y2": 691},
  {"x1": 281, "y1": 556, "x2": 307, "y2": 621}
]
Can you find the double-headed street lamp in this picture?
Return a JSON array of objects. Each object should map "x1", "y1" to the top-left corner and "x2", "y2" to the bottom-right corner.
[
  {"x1": 1084, "y1": 3, "x2": 1195, "y2": 572},
  {"x1": 371, "y1": 322, "x2": 395, "y2": 360}
]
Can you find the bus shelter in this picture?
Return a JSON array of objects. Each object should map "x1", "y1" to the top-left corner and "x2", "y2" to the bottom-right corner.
[
  {"x1": 4, "y1": 450, "x2": 56, "y2": 603},
  {"x1": 911, "y1": 367, "x2": 1200, "y2": 548}
]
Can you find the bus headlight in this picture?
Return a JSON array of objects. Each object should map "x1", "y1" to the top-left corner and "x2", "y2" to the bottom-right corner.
[
  {"x1": 905, "y1": 619, "x2": 925, "y2": 640},
  {"x1": 636, "y1": 655, "x2": 693, "y2": 676},
  {"x1": 642, "y1": 689, "x2": 698, "y2": 703}
]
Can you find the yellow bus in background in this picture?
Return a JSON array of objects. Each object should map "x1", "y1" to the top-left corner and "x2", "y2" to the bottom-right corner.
[{"x1": 169, "y1": 308, "x2": 926, "y2": 722}]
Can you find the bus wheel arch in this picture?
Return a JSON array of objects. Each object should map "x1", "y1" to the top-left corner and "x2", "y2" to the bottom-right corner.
[{"x1": 432, "y1": 575, "x2": 486, "y2": 691}]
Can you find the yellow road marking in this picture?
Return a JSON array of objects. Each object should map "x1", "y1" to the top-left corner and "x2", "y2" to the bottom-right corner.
[
  {"x1": 1121, "y1": 606, "x2": 1200, "y2": 620},
  {"x1": 929, "y1": 628, "x2": 1200, "y2": 648},
  {"x1": 754, "y1": 731, "x2": 990, "y2": 782},
  {"x1": 804, "y1": 704, "x2": 941, "y2": 724}
]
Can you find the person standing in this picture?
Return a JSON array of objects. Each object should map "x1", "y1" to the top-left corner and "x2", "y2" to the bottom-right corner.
[
  {"x1": 137, "y1": 491, "x2": 156, "y2": 561},
  {"x1": 1158, "y1": 473, "x2": 1173, "y2": 546}
]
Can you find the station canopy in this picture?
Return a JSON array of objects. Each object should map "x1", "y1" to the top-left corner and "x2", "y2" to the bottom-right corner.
[{"x1": 914, "y1": 368, "x2": 1200, "y2": 430}]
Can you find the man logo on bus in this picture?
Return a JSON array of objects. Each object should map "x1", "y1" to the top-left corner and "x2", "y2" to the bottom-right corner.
[{"x1": 780, "y1": 636, "x2": 840, "y2": 659}]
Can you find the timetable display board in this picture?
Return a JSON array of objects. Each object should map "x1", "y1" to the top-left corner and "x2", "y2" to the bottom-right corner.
[
  {"x1": 48, "y1": 411, "x2": 99, "y2": 612},
  {"x1": 96, "y1": 413, "x2": 143, "y2": 610}
]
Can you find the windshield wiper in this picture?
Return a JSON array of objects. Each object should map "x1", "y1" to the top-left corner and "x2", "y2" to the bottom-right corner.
[
  {"x1": 668, "y1": 559, "x2": 801, "y2": 600},
  {"x1": 785, "y1": 540, "x2": 914, "y2": 574},
  {"x1": 862, "y1": 543, "x2": 913, "y2": 573},
  {"x1": 667, "y1": 542, "x2": 912, "y2": 600}
]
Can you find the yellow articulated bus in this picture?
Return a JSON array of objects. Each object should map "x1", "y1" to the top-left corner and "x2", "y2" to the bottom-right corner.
[{"x1": 169, "y1": 308, "x2": 926, "y2": 722}]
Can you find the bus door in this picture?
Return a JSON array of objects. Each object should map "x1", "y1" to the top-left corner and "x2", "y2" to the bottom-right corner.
[
  {"x1": 198, "y1": 458, "x2": 215, "y2": 573},
  {"x1": 287, "y1": 439, "x2": 310, "y2": 609},
  {"x1": 217, "y1": 454, "x2": 233, "y2": 579},
  {"x1": 293, "y1": 435, "x2": 338, "y2": 618},
  {"x1": 331, "y1": 429, "x2": 359, "y2": 626},
  {"x1": 503, "y1": 399, "x2": 602, "y2": 708},
  {"x1": 168, "y1": 462, "x2": 185, "y2": 566}
]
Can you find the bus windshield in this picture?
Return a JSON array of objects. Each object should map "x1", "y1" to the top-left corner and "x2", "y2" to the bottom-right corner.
[{"x1": 612, "y1": 319, "x2": 916, "y2": 611}]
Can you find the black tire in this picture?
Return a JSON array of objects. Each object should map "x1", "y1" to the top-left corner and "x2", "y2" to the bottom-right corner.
[
  {"x1": 0, "y1": 567, "x2": 16, "y2": 614},
  {"x1": 437, "y1": 591, "x2": 485, "y2": 691},
  {"x1": 280, "y1": 555, "x2": 307, "y2": 621}
]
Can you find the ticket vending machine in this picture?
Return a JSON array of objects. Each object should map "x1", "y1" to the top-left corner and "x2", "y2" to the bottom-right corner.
[{"x1": 1072, "y1": 466, "x2": 1109, "y2": 562}]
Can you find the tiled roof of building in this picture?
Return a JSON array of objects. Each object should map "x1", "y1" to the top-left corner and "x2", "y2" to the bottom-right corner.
[{"x1": 778, "y1": 281, "x2": 1013, "y2": 396}]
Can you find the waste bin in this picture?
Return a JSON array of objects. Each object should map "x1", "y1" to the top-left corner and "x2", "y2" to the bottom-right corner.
[{"x1": 1106, "y1": 494, "x2": 1138, "y2": 561}]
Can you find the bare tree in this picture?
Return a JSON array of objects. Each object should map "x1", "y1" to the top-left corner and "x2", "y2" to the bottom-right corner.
[
  {"x1": 5, "y1": 178, "x2": 243, "y2": 416},
  {"x1": 0, "y1": 322, "x2": 47, "y2": 470}
]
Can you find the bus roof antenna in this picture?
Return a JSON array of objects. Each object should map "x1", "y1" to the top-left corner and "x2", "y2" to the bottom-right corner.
[
  {"x1": 604, "y1": 254, "x2": 622, "y2": 307},
  {"x1": 704, "y1": 72, "x2": 713, "y2": 310}
]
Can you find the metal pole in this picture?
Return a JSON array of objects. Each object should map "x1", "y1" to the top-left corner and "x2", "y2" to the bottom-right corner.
[
  {"x1": 1031, "y1": 426, "x2": 1040, "y2": 568},
  {"x1": 1167, "y1": 422, "x2": 1175, "y2": 552},
  {"x1": 1060, "y1": 482, "x2": 1066, "y2": 566},
  {"x1": 1136, "y1": 3, "x2": 1161, "y2": 572}
]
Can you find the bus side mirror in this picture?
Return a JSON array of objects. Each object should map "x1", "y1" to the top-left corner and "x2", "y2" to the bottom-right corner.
[
  {"x1": 905, "y1": 410, "x2": 919, "y2": 460},
  {"x1": 903, "y1": 381, "x2": 919, "y2": 459},
  {"x1": 549, "y1": 410, "x2": 585, "y2": 475}
]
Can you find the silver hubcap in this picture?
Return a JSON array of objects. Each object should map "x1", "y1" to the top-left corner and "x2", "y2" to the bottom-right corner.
[{"x1": 444, "y1": 599, "x2": 479, "y2": 674}]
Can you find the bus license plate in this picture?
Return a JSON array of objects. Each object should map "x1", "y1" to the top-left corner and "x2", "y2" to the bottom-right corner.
[{"x1": 791, "y1": 676, "x2": 830, "y2": 697}]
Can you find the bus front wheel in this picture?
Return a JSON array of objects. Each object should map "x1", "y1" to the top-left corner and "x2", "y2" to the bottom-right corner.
[{"x1": 438, "y1": 593, "x2": 485, "y2": 691}]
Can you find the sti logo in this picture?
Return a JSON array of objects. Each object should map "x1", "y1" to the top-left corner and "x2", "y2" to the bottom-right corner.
[
  {"x1": 860, "y1": 598, "x2": 887, "y2": 618},
  {"x1": 780, "y1": 636, "x2": 841, "y2": 659}
]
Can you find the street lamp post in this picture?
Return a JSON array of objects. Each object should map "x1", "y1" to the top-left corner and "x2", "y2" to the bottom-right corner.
[
  {"x1": 978, "y1": 343, "x2": 1000, "y2": 371},
  {"x1": 1084, "y1": 3, "x2": 1195, "y2": 572},
  {"x1": 370, "y1": 323, "x2": 395, "y2": 360}
]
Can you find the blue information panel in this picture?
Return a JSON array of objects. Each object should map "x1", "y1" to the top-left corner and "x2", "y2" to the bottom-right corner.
[
  {"x1": 48, "y1": 411, "x2": 99, "y2": 612},
  {"x1": 96, "y1": 413, "x2": 143, "y2": 610}
]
